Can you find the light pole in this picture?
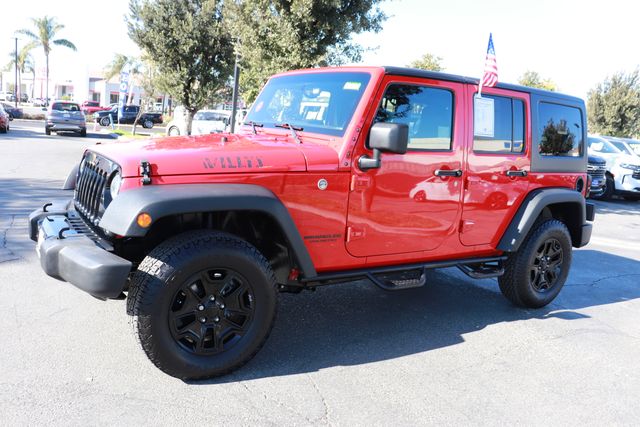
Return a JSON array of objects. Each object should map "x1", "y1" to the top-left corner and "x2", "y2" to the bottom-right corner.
[
  {"x1": 229, "y1": 42, "x2": 240, "y2": 134},
  {"x1": 14, "y1": 37, "x2": 18, "y2": 108}
]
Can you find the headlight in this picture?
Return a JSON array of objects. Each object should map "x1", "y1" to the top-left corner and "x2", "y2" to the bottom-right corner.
[
  {"x1": 619, "y1": 163, "x2": 640, "y2": 171},
  {"x1": 110, "y1": 172, "x2": 123, "y2": 197}
]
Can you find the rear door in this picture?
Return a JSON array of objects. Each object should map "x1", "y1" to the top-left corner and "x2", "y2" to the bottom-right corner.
[
  {"x1": 460, "y1": 86, "x2": 530, "y2": 246},
  {"x1": 346, "y1": 76, "x2": 465, "y2": 257}
]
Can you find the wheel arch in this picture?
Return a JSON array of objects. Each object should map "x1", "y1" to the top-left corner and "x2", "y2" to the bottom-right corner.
[
  {"x1": 497, "y1": 188, "x2": 589, "y2": 252},
  {"x1": 100, "y1": 184, "x2": 316, "y2": 279}
]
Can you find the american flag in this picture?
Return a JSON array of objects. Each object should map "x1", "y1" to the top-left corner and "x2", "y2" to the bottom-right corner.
[{"x1": 481, "y1": 33, "x2": 498, "y2": 88}]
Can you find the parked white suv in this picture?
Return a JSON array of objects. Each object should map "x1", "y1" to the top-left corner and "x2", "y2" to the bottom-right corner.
[
  {"x1": 166, "y1": 107, "x2": 230, "y2": 136},
  {"x1": 0, "y1": 91, "x2": 15, "y2": 102},
  {"x1": 588, "y1": 135, "x2": 640, "y2": 201}
]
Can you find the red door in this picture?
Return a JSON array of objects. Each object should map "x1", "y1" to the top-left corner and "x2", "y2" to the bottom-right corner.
[
  {"x1": 460, "y1": 86, "x2": 530, "y2": 246},
  {"x1": 346, "y1": 77, "x2": 465, "y2": 257}
]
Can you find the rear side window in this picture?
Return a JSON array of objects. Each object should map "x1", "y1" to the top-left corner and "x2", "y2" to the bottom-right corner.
[
  {"x1": 473, "y1": 95, "x2": 525, "y2": 153},
  {"x1": 375, "y1": 84, "x2": 453, "y2": 150},
  {"x1": 538, "y1": 102, "x2": 583, "y2": 157}
]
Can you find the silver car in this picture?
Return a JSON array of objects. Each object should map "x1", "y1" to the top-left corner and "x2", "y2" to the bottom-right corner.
[{"x1": 45, "y1": 101, "x2": 87, "y2": 137}]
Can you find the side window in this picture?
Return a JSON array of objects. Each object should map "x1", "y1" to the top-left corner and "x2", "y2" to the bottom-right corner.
[
  {"x1": 538, "y1": 102, "x2": 583, "y2": 157},
  {"x1": 375, "y1": 84, "x2": 453, "y2": 150},
  {"x1": 473, "y1": 95, "x2": 525, "y2": 153}
]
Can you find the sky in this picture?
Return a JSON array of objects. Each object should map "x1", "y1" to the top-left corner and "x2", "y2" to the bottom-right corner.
[{"x1": 1, "y1": 0, "x2": 638, "y2": 99}]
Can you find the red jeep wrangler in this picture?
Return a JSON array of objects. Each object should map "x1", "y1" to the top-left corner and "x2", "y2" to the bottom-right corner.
[{"x1": 30, "y1": 66, "x2": 594, "y2": 379}]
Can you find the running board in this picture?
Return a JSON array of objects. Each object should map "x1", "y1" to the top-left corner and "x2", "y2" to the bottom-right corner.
[{"x1": 301, "y1": 256, "x2": 507, "y2": 290}]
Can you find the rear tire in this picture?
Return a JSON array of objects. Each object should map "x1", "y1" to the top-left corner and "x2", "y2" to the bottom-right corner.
[
  {"x1": 498, "y1": 219, "x2": 572, "y2": 308},
  {"x1": 128, "y1": 231, "x2": 277, "y2": 380},
  {"x1": 99, "y1": 116, "x2": 111, "y2": 127},
  {"x1": 44, "y1": 127, "x2": 51, "y2": 135},
  {"x1": 80, "y1": 128, "x2": 87, "y2": 137}
]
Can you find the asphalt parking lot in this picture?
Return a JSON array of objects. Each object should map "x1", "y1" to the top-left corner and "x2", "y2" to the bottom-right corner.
[{"x1": 1, "y1": 123, "x2": 639, "y2": 425}]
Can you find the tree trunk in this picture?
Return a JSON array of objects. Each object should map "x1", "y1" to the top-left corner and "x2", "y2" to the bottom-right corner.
[
  {"x1": 186, "y1": 109, "x2": 195, "y2": 135},
  {"x1": 45, "y1": 54, "x2": 49, "y2": 105}
]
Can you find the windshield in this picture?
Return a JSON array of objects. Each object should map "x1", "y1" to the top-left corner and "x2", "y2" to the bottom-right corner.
[
  {"x1": 609, "y1": 140, "x2": 633, "y2": 155},
  {"x1": 245, "y1": 72, "x2": 371, "y2": 137},
  {"x1": 624, "y1": 139, "x2": 640, "y2": 156},
  {"x1": 588, "y1": 137, "x2": 620, "y2": 154}
]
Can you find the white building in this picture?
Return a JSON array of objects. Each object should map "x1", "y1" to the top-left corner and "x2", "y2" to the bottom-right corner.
[{"x1": 1, "y1": 66, "x2": 168, "y2": 110}]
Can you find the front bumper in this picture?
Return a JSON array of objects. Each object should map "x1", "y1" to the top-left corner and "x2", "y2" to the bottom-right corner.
[{"x1": 29, "y1": 201, "x2": 131, "y2": 299}]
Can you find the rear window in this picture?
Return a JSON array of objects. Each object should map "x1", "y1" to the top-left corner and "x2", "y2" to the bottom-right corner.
[
  {"x1": 52, "y1": 103, "x2": 80, "y2": 112},
  {"x1": 538, "y1": 102, "x2": 583, "y2": 157}
]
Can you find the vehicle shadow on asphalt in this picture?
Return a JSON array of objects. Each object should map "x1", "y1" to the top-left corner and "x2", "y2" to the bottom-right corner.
[
  {"x1": 2, "y1": 178, "x2": 639, "y2": 383},
  {"x1": 197, "y1": 249, "x2": 640, "y2": 384}
]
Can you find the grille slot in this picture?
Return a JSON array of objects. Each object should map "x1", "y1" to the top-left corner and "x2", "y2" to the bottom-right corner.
[
  {"x1": 74, "y1": 154, "x2": 116, "y2": 225},
  {"x1": 587, "y1": 163, "x2": 606, "y2": 179}
]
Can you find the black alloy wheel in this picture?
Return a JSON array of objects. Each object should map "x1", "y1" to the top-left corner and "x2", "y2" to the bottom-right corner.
[
  {"x1": 128, "y1": 231, "x2": 277, "y2": 380},
  {"x1": 529, "y1": 238, "x2": 563, "y2": 293},
  {"x1": 499, "y1": 219, "x2": 572, "y2": 308},
  {"x1": 168, "y1": 267, "x2": 255, "y2": 355}
]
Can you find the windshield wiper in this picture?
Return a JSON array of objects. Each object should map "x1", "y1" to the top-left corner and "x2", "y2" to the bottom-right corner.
[
  {"x1": 245, "y1": 120, "x2": 263, "y2": 135},
  {"x1": 275, "y1": 123, "x2": 303, "y2": 144}
]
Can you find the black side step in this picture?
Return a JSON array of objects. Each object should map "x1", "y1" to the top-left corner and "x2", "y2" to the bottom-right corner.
[
  {"x1": 456, "y1": 262, "x2": 504, "y2": 279},
  {"x1": 301, "y1": 256, "x2": 508, "y2": 290},
  {"x1": 366, "y1": 267, "x2": 427, "y2": 291}
]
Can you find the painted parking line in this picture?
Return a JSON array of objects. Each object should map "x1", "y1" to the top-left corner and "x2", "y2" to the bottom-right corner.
[{"x1": 589, "y1": 236, "x2": 640, "y2": 251}]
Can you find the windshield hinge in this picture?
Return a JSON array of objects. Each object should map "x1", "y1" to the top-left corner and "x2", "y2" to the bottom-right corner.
[{"x1": 139, "y1": 160, "x2": 152, "y2": 185}]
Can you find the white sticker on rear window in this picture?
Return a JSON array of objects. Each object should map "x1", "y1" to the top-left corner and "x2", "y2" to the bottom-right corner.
[
  {"x1": 343, "y1": 82, "x2": 362, "y2": 91},
  {"x1": 474, "y1": 95, "x2": 495, "y2": 138}
]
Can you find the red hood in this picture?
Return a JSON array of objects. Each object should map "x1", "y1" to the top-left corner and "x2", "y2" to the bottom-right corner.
[{"x1": 89, "y1": 133, "x2": 340, "y2": 177}]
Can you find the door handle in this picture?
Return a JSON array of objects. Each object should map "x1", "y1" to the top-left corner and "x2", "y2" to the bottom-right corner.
[
  {"x1": 506, "y1": 169, "x2": 528, "y2": 177},
  {"x1": 435, "y1": 169, "x2": 462, "y2": 177}
]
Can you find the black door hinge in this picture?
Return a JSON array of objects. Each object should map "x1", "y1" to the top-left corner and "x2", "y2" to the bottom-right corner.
[{"x1": 140, "y1": 160, "x2": 152, "y2": 185}]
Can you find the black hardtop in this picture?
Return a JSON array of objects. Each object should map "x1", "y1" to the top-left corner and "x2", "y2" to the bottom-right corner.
[{"x1": 383, "y1": 66, "x2": 583, "y2": 104}]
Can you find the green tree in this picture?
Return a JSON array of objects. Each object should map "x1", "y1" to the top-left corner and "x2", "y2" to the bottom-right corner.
[
  {"x1": 518, "y1": 70, "x2": 557, "y2": 91},
  {"x1": 17, "y1": 16, "x2": 77, "y2": 104},
  {"x1": 127, "y1": 0, "x2": 234, "y2": 135},
  {"x1": 587, "y1": 70, "x2": 640, "y2": 137},
  {"x1": 408, "y1": 53, "x2": 444, "y2": 72},
  {"x1": 227, "y1": 0, "x2": 387, "y2": 103}
]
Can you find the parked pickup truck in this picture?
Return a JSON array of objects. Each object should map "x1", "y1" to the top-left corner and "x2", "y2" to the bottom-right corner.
[
  {"x1": 30, "y1": 66, "x2": 594, "y2": 380},
  {"x1": 80, "y1": 101, "x2": 107, "y2": 115},
  {"x1": 94, "y1": 105, "x2": 163, "y2": 128}
]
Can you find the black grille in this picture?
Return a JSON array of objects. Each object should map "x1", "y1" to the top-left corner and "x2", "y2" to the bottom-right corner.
[
  {"x1": 73, "y1": 153, "x2": 118, "y2": 226},
  {"x1": 587, "y1": 163, "x2": 606, "y2": 179}
]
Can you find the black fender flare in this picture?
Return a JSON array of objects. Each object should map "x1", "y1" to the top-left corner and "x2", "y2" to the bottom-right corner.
[
  {"x1": 497, "y1": 188, "x2": 591, "y2": 252},
  {"x1": 99, "y1": 184, "x2": 317, "y2": 278}
]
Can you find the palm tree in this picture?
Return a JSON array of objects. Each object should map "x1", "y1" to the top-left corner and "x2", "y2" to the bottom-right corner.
[
  {"x1": 5, "y1": 46, "x2": 35, "y2": 102},
  {"x1": 17, "y1": 16, "x2": 76, "y2": 104}
]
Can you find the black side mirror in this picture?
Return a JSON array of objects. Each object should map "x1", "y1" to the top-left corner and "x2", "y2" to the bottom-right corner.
[{"x1": 359, "y1": 122, "x2": 409, "y2": 170}]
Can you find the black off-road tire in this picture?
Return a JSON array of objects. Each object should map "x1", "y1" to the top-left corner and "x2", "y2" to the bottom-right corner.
[
  {"x1": 127, "y1": 230, "x2": 277, "y2": 380},
  {"x1": 498, "y1": 219, "x2": 572, "y2": 308},
  {"x1": 595, "y1": 174, "x2": 615, "y2": 200}
]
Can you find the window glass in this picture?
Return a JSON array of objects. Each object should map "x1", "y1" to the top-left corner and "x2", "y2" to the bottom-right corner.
[
  {"x1": 245, "y1": 72, "x2": 371, "y2": 137},
  {"x1": 473, "y1": 95, "x2": 524, "y2": 153},
  {"x1": 52, "y1": 102, "x2": 80, "y2": 112},
  {"x1": 538, "y1": 103, "x2": 583, "y2": 157},
  {"x1": 587, "y1": 137, "x2": 620, "y2": 154},
  {"x1": 375, "y1": 84, "x2": 453, "y2": 150}
]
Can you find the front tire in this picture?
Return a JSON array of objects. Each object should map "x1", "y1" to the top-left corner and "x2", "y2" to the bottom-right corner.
[
  {"x1": 128, "y1": 231, "x2": 277, "y2": 380},
  {"x1": 595, "y1": 174, "x2": 615, "y2": 200},
  {"x1": 498, "y1": 219, "x2": 572, "y2": 308},
  {"x1": 44, "y1": 127, "x2": 51, "y2": 135}
]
